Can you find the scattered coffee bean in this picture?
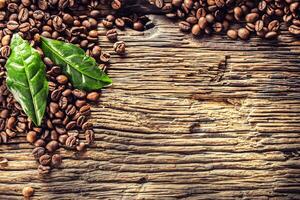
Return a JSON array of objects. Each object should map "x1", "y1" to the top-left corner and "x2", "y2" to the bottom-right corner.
[{"x1": 22, "y1": 186, "x2": 34, "y2": 197}]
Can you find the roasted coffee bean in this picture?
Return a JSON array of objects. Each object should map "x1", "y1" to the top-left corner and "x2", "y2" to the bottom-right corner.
[
  {"x1": 0, "y1": 131, "x2": 8, "y2": 143},
  {"x1": 66, "y1": 121, "x2": 76, "y2": 129},
  {"x1": 75, "y1": 100, "x2": 86, "y2": 108},
  {"x1": 51, "y1": 89, "x2": 62, "y2": 101},
  {"x1": 27, "y1": 131, "x2": 38, "y2": 144},
  {"x1": 58, "y1": 134, "x2": 68, "y2": 144},
  {"x1": 238, "y1": 28, "x2": 250, "y2": 40},
  {"x1": 79, "y1": 105, "x2": 90, "y2": 116},
  {"x1": 179, "y1": 21, "x2": 191, "y2": 32},
  {"x1": 113, "y1": 41, "x2": 126, "y2": 54},
  {"x1": 82, "y1": 122, "x2": 93, "y2": 130},
  {"x1": 56, "y1": 75, "x2": 68, "y2": 84},
  {"x1": 85, "y1": 130, "x2": 95, "y2": 144},
  {"x1": 32, "y1": 147, "x2": 46, "y2": 160},
  {"x1": 106, "y1": 29, "x2": 118, "y2": 41},
  {"x1": 0, "y1": 119, "x2": 5, "y2": 131},
  {"x1": 76, "y1": 115, "x2": 86, "y2": 127},
  {"x1": 22, "y1": 187, "x2": 34, "y2": 197},
  {"x1": 51, "y1": 154, "x2": 62, "y2": 167},
  {"x1": 6, "y1": 117, "x2": 16, "y2": 129},
  {"x1": 0, "y1": 46, "x2": 10, "y2": 58},
  {"x1": 7, "y1": 21, "x2": 19, "y2": 31},
  {"x1": 39, "y1": 154, "x2": 51, "y2": 166},
  {"x1": 59, "y1": 96, "x2": 68, "y2": 110},
  {"x1": 1, "y1": 35, "x2": 11, "y2": 46},
  {"x1": 6, "y1": 129, "x2": 16, "y2": 137},
  {"x1": 65, "y1": 135, "x2": 77, "y2": 147},
  {"x1": 111, "y1": 0, "x2": 121, "y2": 10},
  {"x1": 76, "y1": 142, "x2": 86, "y2": 151},
  {"x1": 289, "y1": 25, "x2": 300, "y2": 35},
  {"x1": 66, "y1": 105, "x2": 76, "y2": 116},
  {"x1": 227, "y1": 29, "x2": 238, "y2": 40},
  {"x1": 18, "y1": 8, "x2": 29, "y2": 22},
  {"x1": 19, "y1": 22, "x2": 31, "y2": 32},
  {"x1": 46, "y1": 141, "x2": 59, "y2": 152},
  {"x1": 265, "y1": 31, "x2": 278, "y2": 39},
  {"x1": 100, "y1": 52, "x2": 111, "y2": 63},
  {"x1": 62, "y1": 89, "x2": 72, "y2": 97},
  {"x1": 87, "y1": 92, "x2": 100, "y2": 102},
  {"x1": 34, "y1": 139, "x2": 46, "y2": 147},
  {"x1": 72, "y1": 89, "x2": 86, "y2": 99},
  {"x1": 55, "y1": 126, "x2": 66, "y2": 135},
  {"x1": 38, "y1": 164, "x2": 51, "y2": 174},
  {"x1": 49, "y1": 102, "x2": 59, "y2": 114}
]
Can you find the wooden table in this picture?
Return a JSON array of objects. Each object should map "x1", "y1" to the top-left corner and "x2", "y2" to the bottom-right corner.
[{"x1": 1, "y1": 15, "x2": 300, "y2": 199}]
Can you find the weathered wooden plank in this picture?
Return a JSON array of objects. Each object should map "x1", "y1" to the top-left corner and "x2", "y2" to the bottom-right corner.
[{"x1": 0, "y1": 15, "x2": 300, "y2": 199}]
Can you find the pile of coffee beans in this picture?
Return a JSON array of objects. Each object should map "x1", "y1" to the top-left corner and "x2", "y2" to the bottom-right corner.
[
  {"x1": 0, "y1": 0, "x2": 123, "y2": 173},
  {"x1": 151, "y1": 0, "x2": 300, "y2": 40}
]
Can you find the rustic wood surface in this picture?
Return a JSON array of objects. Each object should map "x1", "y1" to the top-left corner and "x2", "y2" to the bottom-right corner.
[{"x1": 1, "y1": 15, "x2": 300, "y2": 199}]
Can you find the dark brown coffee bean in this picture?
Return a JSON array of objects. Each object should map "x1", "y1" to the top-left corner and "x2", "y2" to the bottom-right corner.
[
  {"x1": 49, "y1": 102, "x2": 59, "y2": 114},
  {"x1": 76, "y1": 142, "x2": 86, "y2": 152},
  {"x1": 87, "y1": 92, "x2": 100, "y2": 102},
  {"x1": 227, "y1": 29, "x2": 238, "y2": 40},
  {"x1": 51, "y1": 154, "x2": 62, "y2": 167},
  {"x1": 55, "y1": 126, "x2": 66, "y2": 135},
  {"x1": 245, "y1": 13, "x2": 259, "y2": 23},
  {"x1": 18, "y1": 8, "x2": 29, "y2": 22},
  {"x1": 75, "y1": 100, "x2": 86, "y2": 108},
  {"x1": 59, "y1": 96, "x2": 68, "y2": 110},
  {"x1": 113, "y1": 41, "x2": 126, "y2": 54},
  {"x1": 255, "y1": 20, "x2": 264, "y2": 32},
  {"x1": 115, "y1": 18, "x2": 125, "y2": 29},
  {"x1": 38, "y1": 164, "x2": 51, "y2": 174},
  {"x1": 66, "y1": 121, "x2": 76, "y2": 129},
  {"x1": 65, "y1": 135, "x2": 77, "y2": 147},
  {"x1": 66, "y1": 105, "x2": 76, "y2": 116},
  {"x1": 0, "y1": 46, "x2": 10, "y2": 58},
  {"x1": 39, "y1": 154, "x2": 51, "y2": 166},
  {"x1": 6, "y1": 117, "x2": 16, "y2": 129},
  {"x1": 111, "y1": 0, "x2": 121, "y2": 10},
  {"x1": 27, "y1": 131, "x2": 37, "y2": 144},
  {"x1": 265, "y1": 31, "x2": 278, "y2": 39},
  {"x1": 0, "y1": 119, "x2": 5, "y2": 131},
  {"x1": 32, "y1": 147, "x2": 45, "y2": 160},
  {"x1": 72, "y1": 89, "x2": 86, "y2": 99},
  {"x1": 19, "y1": 22, "x2": 31, "y2": 32},
  {"x1": 85, "y1": 130, "x2": 95, "y2": 144},
  {"x1": 289, "y1": 25, "x2": 300, "y2": 35},
  {"x1": 238, "y1": 28, "x2": 250, "y2": 40},
  {"x1": 7, "y1": 20, "x2": 19, "y2": 31},
  {"x1": 62, "y1": 89, "x2": 72, "y2": 97},
  {"x1": 58, "y1": 134, "x2": 68, "y2": 144},
  {"x1": 100, "y1": 52, "x2": 111, "y2": 63},
  {"x1": 79, "y1": 105, "x2": 90, "y2": 116},
  {"x1": 179, "y1": 21, "x2": 191, "y2": 32},
  {"x1": 51, "y1": 89, "x2": 62, "y2": 101},
  {"x1": 34, "y1": 139, "x2": 46, "y2": 147},
  {"x1": 1, "y1": 35, "x2": 11, "y2": 46},
  {"x1": 76, "y1": 115, "x2": 86, "y2": 127},
  {"x1": 82, "y1": 122, "x2": 93, "y2": 130},
  {"x1": 56, "y1": 75, "x2": 68, "y2": 84},
  {"x1": 268, "y1": 20, "x2": 280, "y2": 32},
  {"x1": 106, "y1": 29, "x2": 118, "y2": 41},
  {"x1": 46, "y1": 141, "x2": 59, "y2": 152}
]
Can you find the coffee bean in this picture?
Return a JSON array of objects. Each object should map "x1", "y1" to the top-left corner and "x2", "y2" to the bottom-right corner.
[
  {"x1": 34, "y1": 139, "x2": 46, "y2": 147},
  {"x1": 59, "y1": 96, "x2": 68, "y2": 109},
  {"x1": 0, "y1": 157, "x2": 8, "y2": 167},
  {"x1": 106, "y1": 29, "x2": 118, "y2": 41},
  {"x1": 39, "y1": 154, "x2": 51, "y2": 166},
  {"x1": 113, "y1": 41, "x2": 126, "y2": 54},
  {"x1": 18, "y1": 8, "x2": 29, "y2": 22},
  {"x1": 115, "y1": 18, "x2": 125, "y2": 29},
  {"x1": 265, "y1": 31, "x2": 278, "y2": 39},
  {"x1": 51, "y1": 89, "x2": 62, "y2": 101},
  {"x1": 46, "y1": 141, "x2": 59, "y2": 152},
  {"x1": 49, "y1": 102, "x2": 59, "y2": 114},
  {"x1": 179, "y1": 21, "x2": 191, "y2": 32},
  {"x1": 238, "y1": 28, "x2": 250, "y2": 40},
  {"x1": 65, "y1": 135, "x2": 77, "y2": 147},
  {"x1": 111, "y1": 0, "x2": 121, "y2": 10},
  {"x1": 22, "y1": 187, "x2": 34, "y2": 197},
  {"x1": 289, "y1": 25, "x2": 300, "y2": 35},
  {"x1": 51, "y1": 154, "x2": 62, "y2": 167},
  {"x1": 6, "y1": 129, "x2": 16, "y2": 137},
  {"x1": 87, "y1": 92, "x2": 100, "y2": 102},
  {"x1": 85, "y1": 130, "x2": 95, "y2": 144},
  {"x1": 0, "y1": 46, "x2": 11, "y2": 58},
  {"x1": 27, "y1": 131, "x2": 37, "y2": 144},
  {"x1": 245, "y1": 13, "x2": 259, "y2": 23},
  {"x1": 227, "y1": 29, "x2": 238, "y2": 40},
  {"x1": 38, "y1": 164, "x2": 51, "y2": 174},
  {"x1": 100, "y1": 52, "x2": 111, "y2": 63},
  {"x1": 7, "y1": 21, "x2": 19, "y2": 31},
  {"x1": 1, "y1": 35, "x2": 11, "y2": 46},
  {"x1": 76, "y1": 115, "x2": 86, "y2": 127},
  {"x1": 255, "y1": 20, "x2": 264, "y2": 32},
  {"x1": 19, "y1": 22, "x2": 31, "y2": 32},
  {"x1": 32, "y1": 147, "x2": 46, "y2": 160},
  {"x1": 72, "y1": 89, "x2": 86, "y2": 99},
  {"x1": 268, "y1": 20, "x2": 280, "y2": 32},
  {"x1": 7, "y1": 117, "x2": 16, "y2": 129},
  {"x1": 0, "y1": 131, "x2": 8, "y2": 143},
  {"x1": 56, "y1": 75, "x2": 68, "y2": 84},
  {"x1": 82, "y1": 122, "x2": 93, "y2": 130},
  {"x1": 55, "y1": 126, "x2": 66, "y2": 135},
  {"x1": 76, "y1": 142, "x2": 86, "y2": 151}
]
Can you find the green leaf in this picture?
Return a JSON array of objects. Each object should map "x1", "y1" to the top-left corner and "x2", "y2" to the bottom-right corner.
[
  {"x1": 5, "y1": 34, "x2": 49, "y2": 126},
  {"x1": 40, "y1": 37, "x2": 112, "y2": 91}
]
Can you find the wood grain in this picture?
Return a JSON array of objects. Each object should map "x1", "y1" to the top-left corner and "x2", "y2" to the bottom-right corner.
[{"x1": 1, "y1": 15, "x2": 300, "y2": 199}]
